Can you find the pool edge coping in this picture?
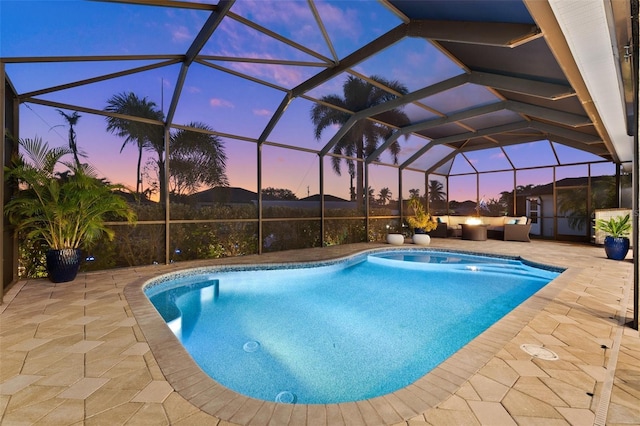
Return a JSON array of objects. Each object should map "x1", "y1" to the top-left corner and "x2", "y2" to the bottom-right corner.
[{"x1": 123, "y1": 246, "x2": 574, "y2": 425}]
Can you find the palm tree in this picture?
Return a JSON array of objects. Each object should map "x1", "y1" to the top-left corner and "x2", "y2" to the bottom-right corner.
[
  {"x1": 56, "y1": 109, "x2": 82, "y2": 168},
  {"x1": 104, "y1": 92, "x2": 164, "y2": 196},
  {"x1": 408, "y1": 188, "x2": 420, "y2": 199},
  {"x1": 311, "y1": 75, "x2": 410, "y2": 207},
  {"x1": 428, "y1": 180, "x2": 446, "y2": 202},
  {"x1": 378, "y1": 187, "x2": 392, "y2": 205},
  {"x1": 169, "y1": 122, "x2": 229, "y2": 196},
  {"x1": 428, "y1": 179, "x2": 447, "y2": 212},
  {"x1": 557, "y1": 187, "x2": 589, "y2": 231},
  {"x1": 368, "y1": 186, "x2": 376, "y2": 205}
]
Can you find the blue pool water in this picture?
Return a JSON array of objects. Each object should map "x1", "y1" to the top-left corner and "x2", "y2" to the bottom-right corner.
[{"x1": 145, "y1": 249, "x2": 561, "y2": 404}]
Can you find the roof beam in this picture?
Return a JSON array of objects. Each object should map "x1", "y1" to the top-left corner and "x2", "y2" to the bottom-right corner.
[
  {"x1": 198, "y1": 56, "x2": 327, "y2": 67},
  {"x1": 423, "y1": 150, "x2": 458, "y2": 175},
  {"x1": 400, "y1": 101, "x2": 506, "y2": 135},
  {"x1": 0, "y1": 54, "x2": 182, "y2": 64},
  {"x1": 506, "y1": 100, "x2": 591, "y2": 127},
  {"x1": 261, "y1": 24, "x2": 409, "y2": 145},
  {"x1": 424, "y1": 136, "x2": 548, "y2": 175},
  {"x1": 94, "y1": 0, "x2": 216, "y2": 11},
  {"x1": 547, "y1": 135, "x2": 611, "y2": 156},
  {"x1": 469, "y1": 71, "x2": 575, "y2": 100},
  {"x1": 458, "y1": 137, "x2": 540, "y2": 154},
  {"x1": 530, "y1": 121, "x2": 601, "y2": 143},
  {"x1": 408, "y1": 20, "x2": 542, "y2": 47},
  {"x1": 360, "y1": 73, "x2": 470, "y2": 121},
  {"x1": 23, "y1": 97, "x2": 164, "y2": 126},
  {"x1": 258, "y1": 94, "x2": 294, "y2": 146},
  {"x1": 319, "y1": 115, "x2": 359, "y2": 156},
  {"x1": 19, "y1": 59, "x2": 181, "y2": 99},
  {"x1": 320, "y1": 73, "x2": 469, "y2": 157},
  {"x1": 400, "y1": 141, "x2": 438, "y2": 170},
  {"x1": 365, "y1": 130, "x2": 403, "y2": 164},
  {"x1": 291, "y1": 24, "x2": 409, "y2": 98},
  {"x1": 197, "y1": 59, "x2": 288, "y2": 93},
  {"x1": 227, "y1": 11, "x2": 333, "y2": 64},
  {"x1": 524, "y1": 0, "x2": 620, "y2": 162},
  {"x1": 165, "y1": 0, "x2": 234, "y2": 126},
  {"x1": 308, "y1": 0, "x2": 339, "y2": 63},
  {"x1": 400, "y1": 121, "x2": 529, "y2": 169}
]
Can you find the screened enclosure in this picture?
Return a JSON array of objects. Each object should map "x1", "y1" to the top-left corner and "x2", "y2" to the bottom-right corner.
[{"x1": 1, "y1": 0, "x2": 635, "y2": 281}]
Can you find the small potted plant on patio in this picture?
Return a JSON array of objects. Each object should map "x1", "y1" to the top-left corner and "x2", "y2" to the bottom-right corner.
[
  {"x1": 4, "y1": 137, "x2": 137, "y2": 282},
  {"x1": 595, "y1": 213, "x2": 631, "y2": 260},
  {"x1": 385, "y1": 222, "x2": 405, "y2": 245},
  {"x1": 406, "y1": 198, "x2": 437, "y2": 246}
]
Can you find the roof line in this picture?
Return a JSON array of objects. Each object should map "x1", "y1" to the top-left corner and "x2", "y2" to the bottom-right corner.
[
  {"x1": 0, "y1": 55, "x2": 182, "y2": 63},
  {"x1": 18, "y1": 59, "x2": 182, "y2": 99},
  {"x1": 524, "y1": 0, "x2": 620, "y2": 163}
]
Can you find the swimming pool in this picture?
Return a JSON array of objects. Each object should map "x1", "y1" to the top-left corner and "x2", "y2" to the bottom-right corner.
[{"x1": 145, "y1": 248, "x2": 561, "y2": 404}]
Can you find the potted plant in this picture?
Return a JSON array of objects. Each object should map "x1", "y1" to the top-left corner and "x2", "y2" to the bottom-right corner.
[
  {"x1": 406, "y1": 198, "x2": 437, "y2": 245},
  {"x1": 594, "y1": 213, "x2": 631, "y2": 260},
  {"x1": 4, "y1": 137, "x2": 137, "y2": 282},
  {"x1": 385, "y1": 223, "x2": 404, "y2": 245}
]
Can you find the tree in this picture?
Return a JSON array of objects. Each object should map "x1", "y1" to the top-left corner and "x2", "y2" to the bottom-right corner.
[
  {"x1": 427, "y1": 179, "x2": 447, "y2": 213},
  {"x1": 104, "y1": 92, "x2": 164, "y2": 196},
  {"x1": 378, "y1": 187, "x2": 392, "y2": 205},
  {"x1": 408, "y1": 188, "x2": 420, "y2": 199},
  {"x1": 428, "y1": 180, "x2": 446, "y2": 203},
  {"x1": 311, "y1": 75, "x2": 410, "y2": 208},
  {"x1": 368, "y1": 186, "x2": 376, "y2": 205},
  {"x1": 262, "y1": 187, "x2": 298, "y2": 200},
  {"x1": 481, "y1": 197, "x2": 506, "y2": 216},
  {"x1": 557, "y1": 187, "x2": 589, "y2": 231},
  {"x1": 169, "y1": 122, "x2": 229, "y2": 197},
  {"x1": 56, "y1": 109, "x2": 82, "y2": 168}
]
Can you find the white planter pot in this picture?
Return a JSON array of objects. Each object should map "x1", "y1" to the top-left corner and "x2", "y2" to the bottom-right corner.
[
  {"x1": 412, "y1": 234, "x2": 431, "y2": 246},
  {"x1": 386, "y1": 233, "x2": 404, "y2": 245}
]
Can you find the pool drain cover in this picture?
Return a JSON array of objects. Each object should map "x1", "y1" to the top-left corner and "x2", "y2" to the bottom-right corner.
[
  {"x1": 520, "y1": 344, "x2": 559, "y2": 360},
  {"x1": 275, "y1": 391, "x2": 296, "y2": 404},
  {"x1": 243, "y1": 341, "x2": 260, "y2": 353}
]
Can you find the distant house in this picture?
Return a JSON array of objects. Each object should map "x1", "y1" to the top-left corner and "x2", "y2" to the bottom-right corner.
[
  {"x1": 188, "y1": 187, "x2": 259, "y2": 208},
  {"x1": 517, "y1": 175, "x2": 627, "y2": 241},
  {"x1": 296, "y1": 194, "x2": 354, "y2": 210},
  {"x1": 187, "y1": 187, "x2": 352, "y2": 210}
]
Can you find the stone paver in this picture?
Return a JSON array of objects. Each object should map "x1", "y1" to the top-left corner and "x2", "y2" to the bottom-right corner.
[{"x1": 0, "y1": 240, "x2": 637, "y2": 425}]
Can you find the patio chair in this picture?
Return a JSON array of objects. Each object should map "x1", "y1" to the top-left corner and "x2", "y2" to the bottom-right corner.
[{"x1": 503, "y1": 219, "x2": 532, "y2": 242}]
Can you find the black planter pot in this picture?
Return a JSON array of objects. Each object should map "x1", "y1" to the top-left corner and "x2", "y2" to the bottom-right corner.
[
  {"x1": 603, "y1": 236, "x2": 630, "y2": 261},
  {"x1": 46, "y1": 248, "x2": 82, "y2": 283}
]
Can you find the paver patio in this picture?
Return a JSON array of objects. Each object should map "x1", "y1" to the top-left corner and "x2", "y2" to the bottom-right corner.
[{"x1": 1, "y1": 239, "x2": 638, "y2": 425}]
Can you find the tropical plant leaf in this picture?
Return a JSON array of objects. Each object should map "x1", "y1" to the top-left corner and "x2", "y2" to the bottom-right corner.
[
  {"x1": 4, "y1": 137, "x2": 136, "y2": 250},
  {"x1": 595, "y1": 214, "x2": 631, "y2": 238}
]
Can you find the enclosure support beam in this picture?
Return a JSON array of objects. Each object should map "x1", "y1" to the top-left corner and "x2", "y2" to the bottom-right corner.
[
  {"x1": 319, "y1": 155, "x2": 325, "y2": 246},
  {"x1": 164, "y1": 126, "x2": 171, "y2": 265},
  {"x1": 257, "y1": 144, "x2": 263, "y2": 255},
  {"x1": 631, "y1": 0, "x2": 639, "y2": 330},
  {"x1": 0, "y1": 63, "x2": 5, "y2": 304},
  {"x1": 364, "y1": 163, "x2": 369, "y2": 239}
]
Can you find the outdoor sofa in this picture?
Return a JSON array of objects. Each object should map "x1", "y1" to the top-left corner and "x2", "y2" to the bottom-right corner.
[{"x1": 429, "y1": 215, "x2": 532, "y2": 242}]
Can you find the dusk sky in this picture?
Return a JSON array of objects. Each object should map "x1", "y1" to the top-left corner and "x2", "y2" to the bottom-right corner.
[{"x1": 1, "y1": 0, "x2": 612, "y2": 203}]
